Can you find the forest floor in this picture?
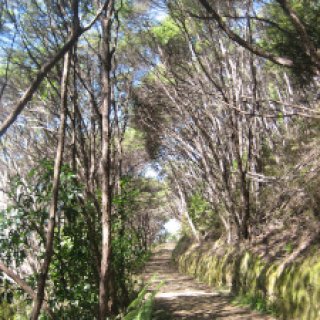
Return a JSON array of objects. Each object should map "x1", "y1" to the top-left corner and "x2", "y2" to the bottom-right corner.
[{"x1": 142, "y1": 243, "x2": 275, "y2": 320}]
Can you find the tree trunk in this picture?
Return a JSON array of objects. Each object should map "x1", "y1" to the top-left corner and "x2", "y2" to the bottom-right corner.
[
  {"x1": 30, "y1": 51, "x2": 71, "y2": 320},
  {"x1": 177, "y1": 184, "x2": 200, "y2": 242},
  {"x1": 98, "y1": 2, "x2": 115, "y2": 319},
  {"x1": 0, "y1": 0, "x2": 110, "y2": 137}
]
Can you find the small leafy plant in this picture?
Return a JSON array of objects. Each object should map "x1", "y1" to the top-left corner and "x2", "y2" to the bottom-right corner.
[
  {"x1": 232, "y1": 294, "x2": 278, "y2": 316},
  {"x1": 122, "y1": 278, "x2": 164, "y2": 320}
]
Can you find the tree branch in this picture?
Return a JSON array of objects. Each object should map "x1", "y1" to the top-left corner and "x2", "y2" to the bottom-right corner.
[
  {"x1": 0, "y1": 0, "x2": 110, "y2": 138},
  {"x1": 197, "y1": 0, "x2": 293, "y2": 67},
  {"x1": 0, "y1": 262, "x2": 55, "y2": 319},
  {"x1": 275, "y1": 0, "x2": 320, "y2": 68}
]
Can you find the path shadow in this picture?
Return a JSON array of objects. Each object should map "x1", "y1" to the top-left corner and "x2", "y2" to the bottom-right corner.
[{"x1": 143, "y1": 244, "x2": 275, "y2": 320}]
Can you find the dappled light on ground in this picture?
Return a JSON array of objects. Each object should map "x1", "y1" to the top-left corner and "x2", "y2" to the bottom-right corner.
[{"x1": 143, "y1": 244, "x2": 275, "y2": 320}]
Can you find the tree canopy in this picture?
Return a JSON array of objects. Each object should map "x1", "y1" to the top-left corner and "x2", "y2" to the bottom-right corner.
[{"x1": 0, "y1": 0, "x2": 320, "y2": 319}]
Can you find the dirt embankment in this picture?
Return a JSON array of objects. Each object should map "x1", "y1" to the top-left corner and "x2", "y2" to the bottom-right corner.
[{"x1": 173, "y1": 235, "x2": 320, "y2": 320}]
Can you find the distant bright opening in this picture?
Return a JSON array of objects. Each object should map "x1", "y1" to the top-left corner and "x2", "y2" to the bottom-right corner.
[
  {"x1": 164, "y1": 218, "x2": 181, "y2": 235},
  {"x1": 143, "y1": 165, "x2": 158, "y2": 178}
]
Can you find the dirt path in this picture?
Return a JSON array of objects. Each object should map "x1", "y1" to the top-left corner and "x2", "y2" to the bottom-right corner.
[{"x1": 142, "y1": 243, "x2": 275, "y2": 320}]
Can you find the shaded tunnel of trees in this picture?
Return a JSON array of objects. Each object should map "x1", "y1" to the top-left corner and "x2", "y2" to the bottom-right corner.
[{"x1": 0, "y1": 0, "x2": 320, "y2": 319}]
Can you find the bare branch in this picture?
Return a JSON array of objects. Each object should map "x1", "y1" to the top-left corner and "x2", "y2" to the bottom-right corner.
[
  {"x1": 0, "y1": 1, "x2": 110, "y2": 138},
  {"x1": 197, "y1": 0, "x2": 294, "y2": 67}
]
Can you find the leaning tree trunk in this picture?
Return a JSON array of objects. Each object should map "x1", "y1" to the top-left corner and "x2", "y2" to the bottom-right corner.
[
  {"x1": 177, "y1": 183, "x2": 200, "y2": 242},
  {"x1": 30, "y1": 51, "x2": 71, "y2": 320}
]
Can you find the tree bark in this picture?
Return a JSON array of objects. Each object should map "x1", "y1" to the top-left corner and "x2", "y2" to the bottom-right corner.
[
  {"x1": 99, "y1": 1, "x2": 115, "y2": 319},
  {"x1": 175, "y1": 175, "x2": 200, "y2": 242},
  {"x1": 30, "y1": 51, "x2": 71, "y2": 320}
]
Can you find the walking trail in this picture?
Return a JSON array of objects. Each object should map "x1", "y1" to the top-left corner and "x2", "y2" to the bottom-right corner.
[{"x1": 142, "y1": 243, "x2": 275, "y2": 320}]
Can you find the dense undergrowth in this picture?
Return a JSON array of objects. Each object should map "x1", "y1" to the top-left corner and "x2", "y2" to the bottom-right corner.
[{"x1": 0, "y1": 161, "x2": 160, "y2": 319}]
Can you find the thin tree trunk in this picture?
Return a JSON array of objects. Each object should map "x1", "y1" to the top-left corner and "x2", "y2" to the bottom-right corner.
[
  {"x1": 0, "y1": 0, "x2": 110, "y2": 137},
  {"x1": 30, "y1": 51, "x2": 71, "y2": 320},
  {"x1": 177, "y1": 183, "x2": 200, "y2": 242},
  {"x1": 71, "y1": 47, "x2": 78, "y2": 172},
  {"x1": 99, "y1": 2, "x2": 115, "y2": 318}
]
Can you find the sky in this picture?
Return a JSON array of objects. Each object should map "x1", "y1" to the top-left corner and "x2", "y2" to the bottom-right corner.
[
  {"x1": 143, "y1": 164, "x2": 159, "y2": 178},
  {"x1": 164, "y1": 218, "x2": 181, "y2": 234},
  {"x1": 143, "y1": 165, "x2": 182, "y2": 235}
]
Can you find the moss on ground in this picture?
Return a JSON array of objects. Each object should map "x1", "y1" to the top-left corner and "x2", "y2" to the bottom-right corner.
[{"x1": 173, "y1": 237, "x2": 320, "y2": 320}]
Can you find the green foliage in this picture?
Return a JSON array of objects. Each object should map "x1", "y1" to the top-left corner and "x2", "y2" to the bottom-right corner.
[
  {"x1": 0, "y1": 301, "x2": 15, "y2": 320},
  {"x1": 0, "y1": 160, "x2": 98, "y2": 318},
  {"x1": 284, "y1": 242, "x2": 294, "y2": 254},
  {"x1": 122, "y1": 279, "x2": 163, "y2": 320},
  {"x1": 0, "y1": 288, "x2": 30, "y2": 320},
  {"x1": 123, "y1": 128, "x2": 146, "y2": 152},
  {"x1": 119, "y1": 0, "x2": 150, "y2": 19},
  {"x1": 112, "y1": 176, "x2": 161, "y2": 264},
  {"x1": 151, "y1": 17, "x2": 181, "y2": 45},
  {"x1": 232, "y1": 294, "x2": 277, "y2": 315},
  {"x1": 187, "y1": 192, "x2": 221, "y2": 235},
  {"x1": 188, "y1": 193, "x2": 208, "y2": 223},
  {"x1": 0, "y1": 159, "x2": 164, "y2": 317},
  {"x1": 267, "y1": 83, "x2": 280, "y2": 100},
  {"x1": 232, "y1": 159, "x2": 238, "y2": 171},
  {"x1": 261, "y1": 0, "x2": 320, "y2": 82},
  {"x1": 144, "y1": 64, "x2": 175, "y2": 85},
  {"x1": 176, "y1": 241, "x2": 320, "y2": 320},
  {"x1": 110, "y1": 176, "x2": 165, "y2": 309},
  {"x1": 0, "y1": 160, "x2": 81, "y2": 266}
]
